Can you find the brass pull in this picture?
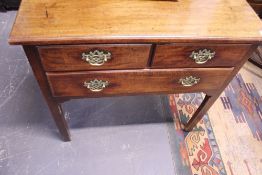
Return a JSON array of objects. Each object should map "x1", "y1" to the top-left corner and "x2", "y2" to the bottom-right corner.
[
  {"x1": 82, "y1": 50, "x2": 111, "y2": 66},
  {"x1": 179, "y1": 76, "x2": 200, "y2": 87},
  {"x1": 84, "y1": 79, "x2": 109, "y2": 92},
  {"x1": 190, "y1": 49, "x2": 215, "y2": 64}
]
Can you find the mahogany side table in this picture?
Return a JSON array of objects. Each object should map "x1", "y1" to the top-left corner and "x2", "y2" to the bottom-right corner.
[{"x1": 9, "y1": 0, "x2": 262, "y2": 141}]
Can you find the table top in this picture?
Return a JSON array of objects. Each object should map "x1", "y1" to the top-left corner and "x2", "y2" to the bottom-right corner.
[{"x1": 9, "y1": 0, "x2": 262, "y2": 45}]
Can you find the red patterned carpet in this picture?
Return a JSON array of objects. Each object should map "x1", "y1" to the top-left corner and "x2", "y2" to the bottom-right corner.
[{"x1": 169, "y1": 62, "x2": 262, "y2": 175}]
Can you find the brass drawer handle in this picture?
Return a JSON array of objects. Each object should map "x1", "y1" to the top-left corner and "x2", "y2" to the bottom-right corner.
[
  {"x1": 82, "y1": 50, "x2": 112, "y2": 66},
  {"x1": 84, "y1": 79, "x2": 109, "y2": 92},
  {"x1": 179, "y1": 76, "x2": 200, "y2": 87},
  {"x1": 190, "y1": 49, "x2": 215, "y2": 64}
]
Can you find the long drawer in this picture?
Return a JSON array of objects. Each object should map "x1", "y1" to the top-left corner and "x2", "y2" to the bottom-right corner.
[
  {"x1": 152, "y1": 44, "x2": 251, "y2": 68},
  {"x1": 47, "y1": 68, "x2": 234, "y2": 97},
  {"x1": 38, "y1": 44, "x2": 151, "y2": 71}
]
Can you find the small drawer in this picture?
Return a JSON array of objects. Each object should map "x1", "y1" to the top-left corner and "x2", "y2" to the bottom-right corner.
[
  {"x1": 152, "y1": 44, "x2": 251, "y2": 68},
  {"x1": 47, "y1": 68, "x2": 233, "y2": 97},
  {"x1": 38, "y1": 44, "x2": 151, "y2": 71}
]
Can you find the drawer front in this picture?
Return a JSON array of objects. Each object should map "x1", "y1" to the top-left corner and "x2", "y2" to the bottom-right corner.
[
  {"x1": 152, "y1": 44, "x2": 251, "y2": 68},
  {"x1": 38, "y1": 44, "x2": 151, "y2": 71},
  {"x1": 47, "y1": 68, "x2": 233, "y2": 97}
]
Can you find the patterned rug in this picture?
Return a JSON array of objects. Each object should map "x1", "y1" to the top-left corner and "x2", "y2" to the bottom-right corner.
[{"x1": 169, "y1": 62, "x2": 262, "y2": 175}]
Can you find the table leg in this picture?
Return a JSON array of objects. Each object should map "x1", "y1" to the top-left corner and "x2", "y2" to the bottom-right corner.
[
  {"x1": 182, "y1": 94, "x2": 217, "y2": 131},
  {"x1": 23, "y1": 46, "x2": 71, "y2": 141},
  {"x1": 45, "y1": 98, "x2": 71, "y2": 141}
]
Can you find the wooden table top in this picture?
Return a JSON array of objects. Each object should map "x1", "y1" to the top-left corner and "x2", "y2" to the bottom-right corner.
[{"x1": 9, "y1": 0, "x2": 262, "y2": 45}]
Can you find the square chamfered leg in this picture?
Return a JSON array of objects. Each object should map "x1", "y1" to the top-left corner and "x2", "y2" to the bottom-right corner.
[{"x1": 23, "y1": 46, "x2": 71, "y2": 141}]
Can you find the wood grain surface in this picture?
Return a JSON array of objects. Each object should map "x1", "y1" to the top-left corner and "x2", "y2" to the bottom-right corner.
[
  {"x1": 9, "y1": 0, "x2": 262, "y2": 45},
  {"x1": 38, "y1": 44, "x2": 151, "y2": 71},
  {"x1": 152, "y1": 44, "x2": 251, "y2": 68},
  {"x1": 47, "y1": 68, "x2": 234, "y2": 97}
]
